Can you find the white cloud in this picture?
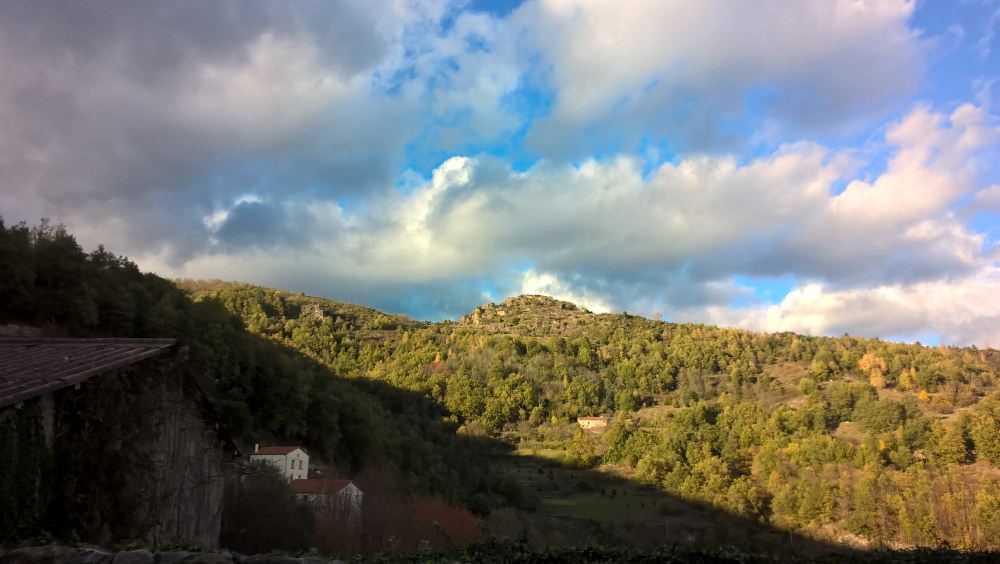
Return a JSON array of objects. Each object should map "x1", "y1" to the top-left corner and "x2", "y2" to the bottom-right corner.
[
  {"x1": 977, "y1": 5, "x2": 1000, "y2": 58},
  {"x1": 362, "y1": 103, "x2": 993, "y2": 287},
  {"x1": 831, "y1": 104, "x2": 995, "y2": 224},
  {"x1": 519, "y1": 270, "x2": 613, "y2": 313},
  {"x1": 515, "y1": 0, "x2": 925, "y2": 154},
  {"x1": 146, "y1": 102, "x2": 1000, "y2": 344},
  {"x1": 701, "y1": 268, "x2": 1000, "y2": 348},
  {"x1": 975, "y1": 185, "x2": 1000, "y2": 212},
  {"x1": 355, "y1": 0, "x2": 931, "y2": 158}
]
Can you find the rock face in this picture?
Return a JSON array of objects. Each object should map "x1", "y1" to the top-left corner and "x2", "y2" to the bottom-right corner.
[
  {"x1": 144, "y1": 369, "x2": 235, "y2": 549},
  {"x1": 301, "y1": 304, "x2": 326, "y2": 321}
]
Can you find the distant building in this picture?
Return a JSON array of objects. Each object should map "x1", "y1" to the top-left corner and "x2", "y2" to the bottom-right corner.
[
  {"x1": 577, "y1": 416, "x2": 610, "y2": 433},
  {"x1": 290, "y1": 479, "x2": 363, "y2": 523},
  {"x1": 250, "y1": 445, "x2": 309, "y2": 481}
]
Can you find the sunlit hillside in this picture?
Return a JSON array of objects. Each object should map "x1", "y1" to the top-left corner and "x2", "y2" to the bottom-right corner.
[{"x1": 189, "y1": 282, "x2": 1000, "y2": 550}]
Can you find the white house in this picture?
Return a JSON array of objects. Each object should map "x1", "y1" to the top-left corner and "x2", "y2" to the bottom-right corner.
[
  {"x1": 290, "y1": 479, "x2": 363, "y2": 524},
  {"x1": 250, "y1": 445, "x2": 309, "y2": 481}
]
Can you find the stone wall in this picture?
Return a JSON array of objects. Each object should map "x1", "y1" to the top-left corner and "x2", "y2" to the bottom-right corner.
[
  {"x1": 0, "y1": 355, "x2": 238, "y2": 549},
  {"x1": 144, "y1": 367, "x2": 236, "y2": 549},
  {"x1": 0, "y1": 546, "x2": 344, "y2": 564}
]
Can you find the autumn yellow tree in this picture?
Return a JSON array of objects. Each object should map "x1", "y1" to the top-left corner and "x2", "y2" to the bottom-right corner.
[
  {"x1": 899, "y1": 367, "x2": 917, "y2": 391},
  {"x1": 859, "y1": 352, "x2": 889, "y2": 389}
]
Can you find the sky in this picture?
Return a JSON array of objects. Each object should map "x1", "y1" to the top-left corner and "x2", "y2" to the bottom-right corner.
[{"x1": 1, "y1": 0, "x2": 999, "y2": 347}]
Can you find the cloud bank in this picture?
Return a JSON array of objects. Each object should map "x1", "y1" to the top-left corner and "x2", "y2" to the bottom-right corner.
[{"x1": 1, "y1": 0, "x2": 998, "y2": 346}]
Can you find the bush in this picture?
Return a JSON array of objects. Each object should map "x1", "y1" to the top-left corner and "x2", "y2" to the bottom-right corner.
[{"x1": 221, "y1": 463, "x2": 313, "y2": 553}]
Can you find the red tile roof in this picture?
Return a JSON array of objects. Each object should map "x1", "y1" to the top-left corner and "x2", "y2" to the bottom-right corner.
[
  {"x1": 290, "y1": 479, "x2": 353, "y2": 495},
  {"x1": 0, "y1": 338, "x2": 176, "y2": 409},
  {"x1": 254, "y1": 446, "x2": 303, "y2": 455}
]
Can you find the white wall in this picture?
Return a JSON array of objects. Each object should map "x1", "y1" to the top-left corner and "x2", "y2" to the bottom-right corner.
[{"x1": 250, "y1": 449, "x2": 309, "y2": 481}]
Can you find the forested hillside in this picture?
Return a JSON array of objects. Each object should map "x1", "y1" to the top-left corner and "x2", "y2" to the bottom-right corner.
[
  {"x1": 0, "y1": 220, "x2": 514, "y2": 525},
  {"x1": 189, "y1": 284, "x2": 1000, "y2": 550},
  {"x1": 4, "y1": 219, "x2": 1000, "y2": 552}
]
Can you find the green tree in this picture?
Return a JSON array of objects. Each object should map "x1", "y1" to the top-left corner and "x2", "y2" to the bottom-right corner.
[
  {"x1": 930, "y1": 421, "x2": 968, "y2": 465},
  {"x1": 976, "y1": 485, "x2": 1000, "y2": 550},
  {"x1": 603, "y1": 416, "x2": 632, "y2": 465},
  {"x1": 565, "y1": 427, "x2": 596, "y2": 468},
  {"x1": 970, "y1": 399, "x2": 1000, "y2": 465}
]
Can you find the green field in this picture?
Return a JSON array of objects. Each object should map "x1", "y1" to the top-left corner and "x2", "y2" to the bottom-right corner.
[
  {"x1": 485, "y1": 444, "x2": 834, "y2": 555},
  {"x1": 501, "y1": 444, "x2": 668, "y2": 524},
  {"x1": 539, "y1": 492, "x2": 661, "y2": 523}
]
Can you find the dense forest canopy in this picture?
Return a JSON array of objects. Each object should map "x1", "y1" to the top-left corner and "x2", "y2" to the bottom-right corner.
[{"x1": 3, "y1": 219, "x2": 1000, "y2": 551}]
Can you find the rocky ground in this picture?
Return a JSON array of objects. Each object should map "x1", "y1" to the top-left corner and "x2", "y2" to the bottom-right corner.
[{"x1": 0, "y1": 546, "x2": 347, "y2": 564}]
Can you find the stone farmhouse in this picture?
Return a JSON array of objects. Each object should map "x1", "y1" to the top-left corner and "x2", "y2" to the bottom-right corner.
[
  {"x1": 290, "y1": 479, "x2": 363, "y2": 524},
  {"x1": 248, "y1": 445, "x2": 362, "y2": 523},
  {"x1": 250, "y1": 445, "x2": 309, "y2": 481},
  {"x1": 577, "y1": 415, "x2": 610, "y2": 433}
]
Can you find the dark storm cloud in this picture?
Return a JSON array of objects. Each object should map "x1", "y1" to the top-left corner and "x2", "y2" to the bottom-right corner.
[
  {"x1": 0, "y1": 0, "x2": 416, "y2": 259},
  {"x1": 0, "y1": 1, "x2": 386, "y2": 81},
  {"x1": 213, "y1": 200, "x2": 305, "y2": 250}
]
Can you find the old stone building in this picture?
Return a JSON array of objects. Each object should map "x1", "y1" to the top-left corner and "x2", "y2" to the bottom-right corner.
[
  {"x1": 0, "y1": 338, "x2": 241, "y2": 549},
  {"x1": 290, "y1": 479, "x2": 363, "y2": 524},
  {"x1": 250, "y1": 445, "x2": 309, "y2": 481},
  {"x1": 576, "y1": 415, "x2": 610, "y2": 433}
]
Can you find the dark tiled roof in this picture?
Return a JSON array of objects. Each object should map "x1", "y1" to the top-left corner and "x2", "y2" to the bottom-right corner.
[
  {"x1": 290, "y1": 479, "x2": 354, "y2": 495},
  {"x1": 253, "y1": 446, "x2": 303, "y2": 456},
  {"x1": 0, "y1": 338, "x2": 176, "y2": 408}
]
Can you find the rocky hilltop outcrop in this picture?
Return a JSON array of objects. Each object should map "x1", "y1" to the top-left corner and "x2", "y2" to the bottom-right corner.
[{"x1": 458, "y1": 294, "x2": 595, "y2": 335}]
